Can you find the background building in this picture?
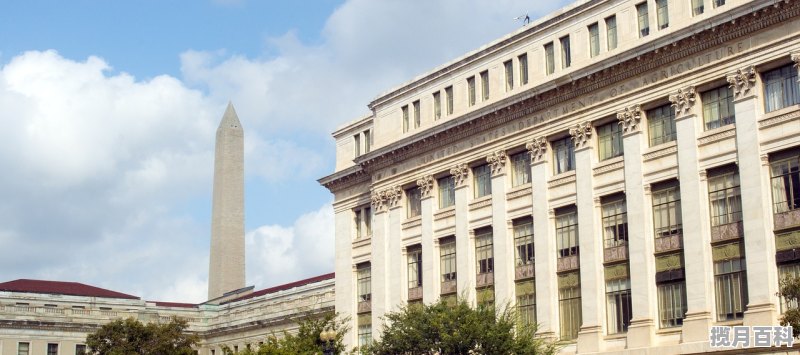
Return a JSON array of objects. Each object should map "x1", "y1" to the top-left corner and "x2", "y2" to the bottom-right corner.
[{"x1": 320, "y1": 0, "x2": 800, "y2": 353}]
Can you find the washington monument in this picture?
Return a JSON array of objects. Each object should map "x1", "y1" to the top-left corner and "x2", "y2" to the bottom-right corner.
[{"x1": 208, "y1": 102, "x2": 245, "y2": 300}]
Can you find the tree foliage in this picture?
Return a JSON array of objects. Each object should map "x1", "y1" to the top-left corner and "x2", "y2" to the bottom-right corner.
[
  {"x1": 220, "y1": 313, "x2": 349, "y2": 355},
  {"x1": 779, "y1": 274, "x2": 800, "y2": 337},
  {"x1": 84, "y1": 317, "x2": 199, "y2": 355},
  {"x1": 362, "y1": 299, "x2": 557, "y2": 355}
]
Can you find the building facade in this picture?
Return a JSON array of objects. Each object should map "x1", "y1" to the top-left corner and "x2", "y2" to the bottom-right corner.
[{"x1": 320, "y1": 0, "x2": 800, "y2": 353}]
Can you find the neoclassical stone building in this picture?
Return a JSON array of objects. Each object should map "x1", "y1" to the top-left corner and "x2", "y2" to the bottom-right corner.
[{"x1": 320, "y1": 0, "x2": 800, "y2": 352}]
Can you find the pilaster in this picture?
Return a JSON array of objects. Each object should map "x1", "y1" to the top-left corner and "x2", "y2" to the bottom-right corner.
[
  {"x1": 451, "y1": 164, "x2": 476, "y2": 304},
  {"x1": 387, "y1": 188, "x2": 404, "y2": 313},
  {"x1": 488, "y1": 150, "x2": 513, "y2": 305},
  {"x1": 418, "y1": 175, "x2": 438, "y2": 303},
  {"x1": 369, "y1": 189, "x2": 391, "y2": 339},
  {"x1": 334, "y1": 208, "x2": 356, "y2": 349}
]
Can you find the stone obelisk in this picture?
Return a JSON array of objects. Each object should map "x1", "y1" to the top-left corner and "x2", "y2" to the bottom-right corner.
[{"x1": 208, "y1": 102, "x2": 245, "y2": 300}]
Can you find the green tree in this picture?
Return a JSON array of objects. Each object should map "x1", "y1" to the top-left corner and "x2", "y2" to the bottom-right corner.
[
  {"x1": 363, "y1": 298, "x2": 557, "y2": 355},
  {"x1": 220, "y1": 312, "x2": 349, "y2": 355},
  {"x1": 779, "y1": 274, "x2": 800, "y2": 337},
  {"x1": 84, "y1": 317, "x2": 199, "y2": 355}
]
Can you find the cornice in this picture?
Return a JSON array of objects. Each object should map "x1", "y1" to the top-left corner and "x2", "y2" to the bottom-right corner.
[{"x1": 318, "y1": 165, "x2": 370, "y2": 192}]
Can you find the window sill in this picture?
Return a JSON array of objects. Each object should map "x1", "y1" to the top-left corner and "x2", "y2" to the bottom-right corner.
[
  {"x1": 604, "y1": 333, "x2": 628, "y2": 340},
  {"x1": 656, "y1": 327, "x2": 682, "y2": 335},
  {"x1": 352, "y1": 237, "x2": 372, "y2": 248},
  {"x1": 643, "y1": 141, "x2": 678, "y2": 161},
  {"x1": 434, "y1": 206, "x2": 456, "y2": 220}
]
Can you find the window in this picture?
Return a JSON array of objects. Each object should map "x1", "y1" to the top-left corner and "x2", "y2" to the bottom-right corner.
[
  {"x1": 597, "y1": 121, "x2": 623, "y2": 160},
  {"x1": 516, "y1": 280, "x2": 536, "y2": 325},
  {"x1": 445, "y1": 86, "x2": 454, "y2": 115},
  {"x1": 553, "y1": 137, "x2": 575, "y2": 174},
  {"x1": 544, "y1": 42, "x2": 555, "y2": 75},
  {"x1": 473, "y1": 164, "x2": 492, "y2": 198},
  {"x1": 606, "y1": 16, "x2": 618, "y2": 50},
  {"x1": 354, "y1": 208, "x2": 362, "y2": 239},
  {"x1": 656, "y1": 0, "x2": 669, "y2": 29},
  {"x1": 771, "y1": 151, "x2": 800, "y2": 213},
  {"x1": 658, "y1": 281, "x2": 687, "y2": 328},
  {"x1": 779, "y1": 262, "x2": 800, "y2": 312},
  {"x1": 556, "y1": 208, "x2": 579, "y2": 258},
  {"x1": 519, "y1": 54, "x2": 529, "y2": 85},
  {"x1": 18, "y1": 342, "x2": 30, "y2": 355},
  {"x1": 413, "y1": 100, "x2": 421, "y2": 128},
  {"x1": 408, "y1": 247, "x2": 422, "y2": 289},
  {"x1": 715, "y1": 257, "x2": 748, "y2": 320},
  {"x1": 467, "y1": 76, "x2": 476, "y2": 106},
  {"x1": 647, "y1": 104, "x2": 676, "y2": 146},
  {"x1": 407, "y1": 186, "x2": 421, "y2": 218},
  {"x1": 637, "y1": 2, "x2": 650, "y2": 37},
  {"x1": 402, "y1": 105, "x2": 409, "y2": 133},
  {"x1": 510, "y1": 151, "x2": 531, "y2": 187},
  {"x1": 440, "y1": 238, "x2": 457, "y2": 284},
  {"x1": 763, "y1": 64, "x2": 800, "y2": 113},
  {"x1": 713, "y1": 0, "x2": 725, "y2": 7},
  {"x1": 558, "y1": 273, "x2": 582, "y2": 340},
  {"x1": 702, "y1": 85, "x2": 735, "y2": 130},
  {"x1": 560, "y1": 36, "x2": 571, "y2": 69},
  {"x1": 504, "y1": 60, "x2": 514, "y2": 91},
  {"x1": 353, "y1": 134, "x2": 361, "y2": 157},
  {"x1": 47, "y1": 344, "x2": 58, "y2": 355},
  {"x1": 438, "y1": 176, "x2": 455, "y2": 209},
  {"x1": 602, "y1": 196, "x2": 628, "y2": 248},
  {"x1": 692, "y1": 0, "x2": 704, "y2": 15},
  {"x1": 475, "y1": 228, "x2": 494, "y2": 276},
  {"x1": 76, "y1": 345, "x2": 87, "y2": 355},
  {"x1": 354, "y1": 206, "x2": 372, "y2": 239},
  {"x1": 433, "y1": 91, "x2": 441, "y2": 120},
  {"x1": 652, "y1": 182, "x2": 682, "y2": 238},
  {"x1": 606, "y1": 278, "x2": 632, "y2": 334},
  {"x1": 514, "y1": 217, "x2": 534, "y2": 267},
  {"x1": 363, "y1": 130, "x2": 371, "y2": 153},
  {"x1": 708, "y1": 170, "x2": 742, "y2": 226},
  {"x1": 358, "y1": 314, "x2": 372, "y2": 347},
  {"x1": 480, "y1": 70, "x2": 490, "y2": 101},
  {"x1": 588, "y1": 23, "x2": 600, "y2": 58},
  {"x1": 357, "y1": 264, "x2": 371, "y2": 303}
]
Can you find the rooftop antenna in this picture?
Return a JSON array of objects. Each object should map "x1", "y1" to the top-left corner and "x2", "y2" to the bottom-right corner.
[{"x1": 514, "y1": 14, "x2": 531, "y2": 26}]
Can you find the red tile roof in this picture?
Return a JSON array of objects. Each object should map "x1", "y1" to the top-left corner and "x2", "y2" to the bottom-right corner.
[
  {"x1": 0, "y1": 279, "x2": 139, "y2": 300},
  {"x1": 151, "y1": 301, "x2": 197, "y2": 308},
  {"x1": 224, "y1": 272, "x2": 334, "y2": 304}
]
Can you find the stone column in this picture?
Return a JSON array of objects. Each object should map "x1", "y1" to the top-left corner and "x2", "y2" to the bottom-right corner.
[
  {"x1": 618, "y1": 106, "x2": 657, "y2": 348},
  {"x1": 452, "y1": 164, "x2": 476, "y2": 304},
  {"x1": 670, "y1": 86, "x2": 714, "y2": 343},
  {"x1": 528, "y1": 137, "x2": 559, "y2": 338},
  {"x1": 571, "y1": 122, "x2": 605, "y2": 353},
  {"x1": 418, "y1": 175, "x2": 438, "y2": 303},
  {"x1": 387, "y1": 188, "x2": 404, "y2": 313},
  {"x1": 728, "y1": 65, "x2": 779, "y2": 326},
  {"x1": 369, "y1": 189, "x2": 392, "y2": 339},
  {"x1": 488, "y1": 150, "x2": 513, "y2": 305}
]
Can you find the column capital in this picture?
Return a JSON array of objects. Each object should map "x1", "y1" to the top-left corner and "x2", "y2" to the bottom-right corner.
[
  {"x1": 569, "y1": 121, "x2": 593, "y2": 149},
  {"x1": 669, "y1": 86, "x2": 696, "y2": 117},
  {"x1": 698, "y1": 169, "x2": 708, "y2": 182},
  {"x1": 370, "y1": 189, "x2": 387, "y2": 212},
  {"x1": 417, "y1": 175, "x2": 434, "y2": 198},
  {"x1": 792, "y1": 51, "x2": 800, "y2": 70},
  {"x1": 372, "y1": 186, "x2": 403, "y2": 212},
  {"x1": 593, "y1": 196, "x2": 602, "y2": 208},
  {"x1": 726, "y1": 65, "x2": 757, "y2": 100},
  {"x1": 486, "y1": 150, "x2": 508, "y2": 176},
  {"x1": 450, "y1": 164, "x2": 470, "y2": 187},
  {"x1": 643, "y1": 184, "x2": 652, "y2": 196},
  {"x1": 526, "y1": 136, "x2": 549, "y2": 164},
  {"x1": 617, "y1": 105, "x2": 643, "y2": 133}
]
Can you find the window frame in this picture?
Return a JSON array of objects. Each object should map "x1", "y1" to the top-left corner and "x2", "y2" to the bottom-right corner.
[
  {"x1": 440, "y1": 239, "x2": 457, "y2": 284},
  {"x1": 597, "y1": 120, "x2": 624, "y2": 160},
  {"x1": 445, "y1": 86, "x2": 454, "y2": 115},
  {"x1": 438, "y1": 176, "x2": 455, "y2": 209},
  {"x1": 714, "y1": 257, "x2": 748, "y2": 321},
  {"x1": 605, "y1": 15, "x2": 618, "y2": 50},
  {"x1": 602, "y1": 196, "x2": 629, "y2": 248},
  {"x1": 412, "y1": 100, "x2": 421, "y2": 128},
  {"x1": 652, "y1": 183, "x2": 683, "y2": 238},
  {"x1": 518, "y1": 53, "x2": 529, "y2": 85},
  {"x1": 401, "y1": 105, "x2": 409, "y2": 133},
  {"x1": 708, "y1": 170, "x2": 742, "y2": 226},
  {"x1": 357, "y1": 264, "x2": 372, "y2": 302},
  {"x1": 588, "y1": 23, "x2": 600, "y2": 58},
  {"x1": 692, "y1": 0, "x2": 705, "y2": 16},
  {"x1": 560, "y1": 35, "x2": 571, "y2": 69},
  {"x1": 510, "y1": 151, "x2": 532, "y2": 187},
  {"x1": 657, "y1": 280, "x2": 687, "y2": 328},
  {"x1": 433, "y1": 91, "x2": 441, "y2": 120},
  {"x1": 763, "y1": 64, "x2": 800, "y2": 113},
  {"x1": 473, "y1": 164, "x2": 492, "y2": 198},
  {"x1": 637, "y1": 2, "x2": 650, "y2": 37},
  {"x1": 701, "y1": 85, "x2": 735, "y2": 130},
  {"x1": 513, "y1": 217, "x2": 534, "y2": 267},
  {"x1": 475, "y1": 228, "x2": 494, "y2": 276},
  {"x1": 771, "y1": 152, "x2": 800, "y2": 214},
  {"x1": 480, "y1": 70, "x2": 490, "y2": 101},
  {"x1": 553, "y1": 137, "x2": 575, "y2": 174},
  {"x1": 467, "y1": 76, "x2": 476, "y2": 106},
  {"x1": 656, "y1": 0, "x2": 669, "y2": 29},
  {"x1": 558, "y1": 275, "x2": 582, "y2": 340},
  {"x1": 606, "y1": 278, "x2": 633, "y2": 334},
  {"x1": 407, "y1": 248, "x2": 423, "y2": 289},
  {"x1": 504, "y1": 60, "x2": 514, "y2": 92},
  {"x1": 647, "y1": 104, "x2": 677, "y2": 147},
  {"x1": 556, "y1": 208, "x2": 579, "y2": 258},
  {"x1": 406, "y1": 186, "x2": 422, "y2": 218},
  {"x1": 544, "y1": 42, "x2": 555, "y2": 75}
]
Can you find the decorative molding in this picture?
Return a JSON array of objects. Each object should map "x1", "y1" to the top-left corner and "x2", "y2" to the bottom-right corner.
[
  {"x1": 401, "y1": 217, "x2": 422, "y2": 230},
  {"x1": 507, "y1": 185, "x2": 532, "y2": 200},
  {"x1": 486, "y1": 150, "x2": 508, "y2": 175},
  {"x1": 450, "y1": 164, "x2": 470, "y2": 186},
  {"x1": 593, "y1": 159, "x2": 624, "y2": 176},
  {"x1": 370, "y1": 189, "x2": 386, "y2": 212},
  {"x1": 386, "y1": 186, "x2": 403, "y2": 207},
  {"x1": 604, "y1": 245, "x2": 628, "y2": 264},
  {"x1": 710, "y1": 221, "x2": 744, "y2": 243},
  {"x1": 655, "y1": 253, "x2": 684, "y2": 272},
  {"x1": 776, "y1": 230, "x2": 800, "y2": 251},
  {"x1": 557, "y1": 255, "x2": 580, "y2": 272},
  {"x1": 697, "y1": 126, "x2": 736, "y2": 145},
  {"x1": 416, "y1": 175, "x2": 434, "y2": 197},
  {"x1": 759, "y1": 109, "x2": 800, "y2": 128},
  {"x1": 469, "y1": 197, "x2": 492, "y2": 211},
  {"x1": 557, "y1": 271, "x2": 580, "y2": 288},
  {"x1": 526, "y1": 137, "x2": 548, "y2": 163},
  {"x1": 604, "y1": 263, "x2": 629, "y2": 281},
  {"x1": 548, "y1": 172, "x2": 577, "y2": 188},
  {"x1": 726, "y1": 65, "x2": 757, "y2": 99},
  {"x1": 775, "y1": 210, "x2": 800, "y2": 230},
  {"x1": 760, "y1": 154, "x2": 770, "y2": 167},
  {"x1": 434, "y1": 207, "x2": 456, "y2": 220},
  {"x1": 569, "y1": 121, "x2": 593, "y2": 148},
  {"x1": 372, "y1": 186, "x2": 403, "y2": 211},
  {"x1": 655, "y1": 234, "x2": 683, "y2": 253},
  {"x1": 643, "y1": 144, "x2": 678, "y2": 161},
  {"x1": 617, "y1": 105, "x2": 642, "y2": 133},
  {"x1": 792, "y1": 51, "x2": 800, "y2": 69},
  {"x1": 712, "y1": 242, "x2": 743, "y2": 262},
  {"x1": 698, "y1": 170, "x2": 708, "y2": 182},
  {"x1": 669, "y1": 86, "x2": 696, "y2": 116}
]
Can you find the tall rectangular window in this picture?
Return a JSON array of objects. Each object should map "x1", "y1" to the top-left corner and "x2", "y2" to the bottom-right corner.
[
  {"x1": 560, "y1": 36, "x2": 571, "y2": 69},
  {"x1": 511, "y1": 151, "x2": 531, "y2": 187},
  {"x1": 652, "y1": 182, "x2": 682, "y2": 238},
  {"x1": 553, "y1": 137, "x2": 575, "y2": 174},
  {"x1": 588, "y1": 23, "x2": 600, "y2": 58},
  {"x1": 363, "y1": 130, "x2": 371, "y2": 153},
  {"x1": 433, "y1": 91, "x2": 441, "y2": 120},
  {"x1": 47, "y1": 344, "x2": 58, "y2": 355},
  {"x1": 692, "y1": 0, "x2": 704, "y2": 15},
  {"x1": 402, "y1": 105, "x2": 409, "y2": 133},
  {"x1": 516, "y1": 280, "x2": 536, "y2": 325},
  {"x1": 544, "y1": 42, "x2": 555, "y2": 75},
  {"x1": 763, "y1": 64, "x2": 800, "y2": 113},
  {"x1": 408, "y1": 247, "x2": 423, "y2": 290},
  {"x1": 364, "y1": 207, "x2": 372, "y2": 237},
  {"x1": 647, "y1": 104, "x2": 676, "y2": 146},
  {"x1": 702, "y1": 85, "x2": 735, "y2": 130},
  {"x1": 637, "y1": 2, "x2": 650, "y2": 37},
  {"x1": 438, "y1": 176, "x2": 455, "y2": 209},
  {"x1": 518, "y1": 54, "x2": 529, "y2": 85},
  {"x1": 407, "y1": 186, "x2": 421, "y2": 218},
  {"x1": 514, "y1": 217, "x2": 534, "y2": 267},
  {"x1": 658, "y1": 281, "x2": 687, "y2": 328},
  {"x1": 778, "y1": 262, "x2": 800, "y2": 312},
  {"x1": 597, "y1": 121, "x2": 623, "y2": 160},
  {"x1": 480, "y1": 70, "x2": 489, "y2": 101},
  {"x1": 771, "y1": 151, "x2": 800, "y2": 213},
  {"x1": 18, "y1": 342, "x2": 30, "y2": 355},
  {"x1": 708, "y1": 170, "x2": 742, "y2": 226},
  {"x1": 558, "y1": 273, "x2": 582, "y2": 340},
  {"x1": 358, "y1": 314, "x2": 372, "y2": 347},
  {"x1": 556, "y1": 208, "x2": 579, "y2": 258},
  {"x1": 606, "y1": 16, "x2": 618, "y2": 50},
  {"x1": 467, "y1": 76, "x2": 476, "y2": 106},
  {"x1": 713, "y1": 0, "x2": 725, "y2": 7},
  {"x1": 354, "y1": 208, "x2": 362, "y2": 239},
  {"x1": 715, "y1": 257, "x2": 748, "y2": 321},
  {"x1": 440, "y1": 238, "x2": 457, "y2": 285},
  {"x1": 504, "y1": 60, "x2": 514, "y2": 91},
  {"x1": 475, "y1": 228, "x2": 494, "y2": 276},
  {"x1": 353, "y1": 134, "x2": 361, "y2": 157},
  {"x1": 357, "y1": 264, "x2": 371, "y2": 303},
  {"x1": 413, "y1": 100, "x2": 421, "y2": 128},
  {"x1": 445, "y1": 86, "x2": 454, "y2": 115},
  {"x1": 602, "y1": 196, "x2": 628, "y2": 248},
  {"x1": 473, "y1": 164, "x2": 492, "y2": 198},
  {"x1": 353, "y1": 206, "x2": 371, "y2": 240},
  {"x1": 606, "y1": 278, "x2": 632, "y2": 334},
  {"x1": 656, "y1": 0, "x2": 669, "y2": 29}
]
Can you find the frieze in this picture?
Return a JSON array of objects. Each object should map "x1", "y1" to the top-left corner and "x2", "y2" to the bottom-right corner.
[
  {"x1": 643, "y1": 144, "x2": 678, "y2": 161},
  {"x1": 697, "y1": 126, "x2": 736, "y2": 145},
  {"x1": 548, "y1": 173, "x2": 576, "y2": 188},
  {"x1": 726, "y1": 66, "x2": 757, "y2": 99},
  {"x1": 593, "y1": 159, "x2": 624, "y2": 176},
  {"x1": 434, "y1": 207, "x2": 456, "y2": 220},
  {"x1": 712, "y1": 242, "x2": 743, "y2": 262},
  {"x1": 669, "y1": 86, "x2": 696, "y2": 116},
  {"x1": 604, "y1": 245, "x2": 628, "y2": 263},
  {"x1": 526, "y1": 136, "x2": 548, "y2": 162},
  {"x1": 557, "y1": 271, "x2": 580, "y2": 288},
  {"x1": 710, "y1": 221, "x2": 743, "y2": 243},
  {"x1": 604, "y1": 263, "x2": 629, "y2": 281},
  {"x1": 469, "y1": 197, "x2": 492, "y2": 211},
  {"x1": 569, "y1": 121, "x2": 593, "y2": 148},
  {"x1": 655, "y1": 253, "x2": 684, "y2": 272},
  {"x1": 486, "y1": 150, "x2": 508, "y2": 175},
  {"x1": 557, "y1": 255, "x2": 580, "y2": 273},
  {"x1": 450, "y1": 164, "x2": 470, "y2": 186},
  {"x1": 654, "y1": 234, "x2": 683, "y2": 253},
  {"x1": 775, "y1": 210, "x2": 800, "y2": 230},
  {"x1": 759, "y1": 109, "x2": 800, "y2": 128},
  {"x1": 776, "y1": 231, "x2": 800, "y2": 251},
  {"x1": 507, "y1": 185, "x2": 533, "y2": 200},
  {"x1": 417, "y1": 175, "x2": 434, "y2": 197},
  {"x1": 617, "y1": 105, "x2": 642, "y2": 133}
]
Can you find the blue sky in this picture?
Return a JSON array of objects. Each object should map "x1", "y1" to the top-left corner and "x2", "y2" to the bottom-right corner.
[{"x1": 0, "y1": 0, "x2": 573, "y2": 302}]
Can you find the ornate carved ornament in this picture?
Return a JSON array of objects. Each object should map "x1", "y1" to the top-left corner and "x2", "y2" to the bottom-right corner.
[
  {"x1": 792, "y1": 52, "x2": 800, "y2": 69},
  {"x1": 385, "y1": 186, "x2": 403, "y2": 207},
  {"x1": 370, "y1": 190, "x2": 384, "y2": 210},
  {"x1": 616, "y1": 105, "x2": 642, "y2": 133},
  {"x1": 486, "y1": 150, "x2": 508, "y2": 175},
  {"x1": 669, "y1": 86, "x2": 696, "y2": 116},
  {"x1": 450, "y1": 164, "x2": 470, "y2": 186},
  {"x1": 726, "y1": 66, "x2": 756, "y2": 99},
  {"x1": 569, "y1": 121, "x2": 592, "y2": 148},
  {"x1": 526, "y1": 137, "x2": 548, "y2": 163},
  {"x1": 416, "y1": 175, "x2": 434, "y2": 197},
  {"x1": 370, "y1": 186, "x2": 403, "y2": 211}
]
